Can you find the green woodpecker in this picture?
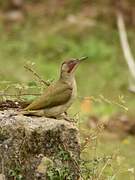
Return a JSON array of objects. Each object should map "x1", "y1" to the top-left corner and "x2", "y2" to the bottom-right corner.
[{"x1": 22, "y1": 57, "x2": 87, "y2": 118}]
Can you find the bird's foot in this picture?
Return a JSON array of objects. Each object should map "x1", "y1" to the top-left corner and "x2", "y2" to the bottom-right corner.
[
  {"x1": 57, "y1": 113, "x2": 75, "y2": 122},
  {"x1": 64, "y1": 116, "x2": 74, "y2": 122}
]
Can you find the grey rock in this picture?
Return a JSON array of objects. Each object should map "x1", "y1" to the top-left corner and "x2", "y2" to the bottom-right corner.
[{"x1": 0, "y1": 110, "x2": 80, "y2": 179}]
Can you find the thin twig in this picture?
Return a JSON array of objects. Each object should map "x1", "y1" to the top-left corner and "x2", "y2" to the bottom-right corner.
[
  {"x1": 97, "y1": 158, "x2": 110, "y2": 179},
  {"x1": 0, "y1": 93, "x2": 41, "y2": 96},
  {"x1": 78, "y1": 95, "x2": 128, "y2": 112},
  {"x1": 0, "y1": 154, "x2": 5, "y2": 180},
  {"x1": 81, "y1": 137, "x2": 91, "y2": 151},
  {"x1": 0, "y1": 93, "x2": 128, "y2": 111},
  {"x1": 99, "y1": 95, "x2": 128, "y2": 111},
  {"x1": 24, "y1": 65, "x2": 50, "y2": 86}
]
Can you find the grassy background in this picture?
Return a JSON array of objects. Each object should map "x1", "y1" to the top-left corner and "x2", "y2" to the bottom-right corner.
[
  {"x1": 0, "y1": 1, "x2": 135, "y2": 179},
  {"x1": 0, "y1": 20, "x2": 134, "y2": 115}
]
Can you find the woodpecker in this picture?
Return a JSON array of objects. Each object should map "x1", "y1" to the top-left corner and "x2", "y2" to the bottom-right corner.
[{"x1": 22, "y1": 57, "x2": 87, "y2": 118}]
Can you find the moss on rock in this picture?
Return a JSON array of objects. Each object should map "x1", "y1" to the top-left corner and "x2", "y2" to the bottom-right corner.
[{"x1": 0, "y1": 110, "x2": 80, "y2": 179}]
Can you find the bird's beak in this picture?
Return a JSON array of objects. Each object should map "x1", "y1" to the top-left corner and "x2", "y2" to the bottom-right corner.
[
  {"x1": 78, "y1": 56, "x2": 88, "y2": 62},
  {"x1": 74, "y1": 56, "x2": 88, "y2": 66},
  {"x1": 74, "y1": 56, "x2": 88, "y2": 65}
]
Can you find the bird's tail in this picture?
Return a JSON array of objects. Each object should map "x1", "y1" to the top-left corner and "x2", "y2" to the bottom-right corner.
[{"x1": 20, "y1": 109, "x2": 45, "y2": 117}]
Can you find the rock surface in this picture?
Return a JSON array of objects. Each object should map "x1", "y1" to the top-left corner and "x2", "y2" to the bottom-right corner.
[{"x1": 0, "y1": 110, "x2": 80, "y2": 179}]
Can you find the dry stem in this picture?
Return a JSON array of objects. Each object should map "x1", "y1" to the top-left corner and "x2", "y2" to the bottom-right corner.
[{"x1": 24, "y1": 65, "x2": 50, "y2": 86}]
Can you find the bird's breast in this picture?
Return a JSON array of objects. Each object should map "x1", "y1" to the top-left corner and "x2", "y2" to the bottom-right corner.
[
  {"x1": 66, "y1": 77, "x2": 77, "y2": 105},
  {"x1": 71, "y1": 78, "x2": 77, "y2": 99},
  {"x1": 43, "y1": 78, "x2": 77, "y2": 117}
]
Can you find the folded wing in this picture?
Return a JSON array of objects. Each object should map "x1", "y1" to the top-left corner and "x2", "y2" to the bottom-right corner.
[{"x1": 24, "y1": 81, "x2": 72, "y2": 110}]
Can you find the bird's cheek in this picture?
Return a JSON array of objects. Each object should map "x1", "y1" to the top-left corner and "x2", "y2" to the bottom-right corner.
[{"x1": 67, "y1": 64, "x2": 76, "y2": 73}]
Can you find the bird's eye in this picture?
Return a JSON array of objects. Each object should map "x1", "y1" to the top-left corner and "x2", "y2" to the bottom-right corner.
[{"x1": 69, "y1": 60, "x2": 75, "y2": 64}]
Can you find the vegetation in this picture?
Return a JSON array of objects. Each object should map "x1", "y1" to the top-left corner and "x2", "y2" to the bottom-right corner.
[{"x1": 0, "y1": 1, "x2": 135, "y2": 179}]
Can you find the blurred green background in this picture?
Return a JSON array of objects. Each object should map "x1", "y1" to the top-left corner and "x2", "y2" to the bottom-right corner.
[{"x1": 0, "y1": 0, "x2": 135, "y2": 179}]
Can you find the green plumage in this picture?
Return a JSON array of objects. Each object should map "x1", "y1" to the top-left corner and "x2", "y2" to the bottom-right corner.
[
  {"x1": 22, "y1": 58, "x2": 86, "y2": 117},
  {"x1": 24, "y1": 80, "x2": 72, "y2": 111}
]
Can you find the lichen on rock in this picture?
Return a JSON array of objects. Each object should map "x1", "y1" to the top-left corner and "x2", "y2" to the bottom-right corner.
[{"x1": 0, "y1": 110, "x2": 80, "y2": 179}]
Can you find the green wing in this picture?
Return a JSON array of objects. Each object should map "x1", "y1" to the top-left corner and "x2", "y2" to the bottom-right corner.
[{"x1": 24, "y1": 81, "x2": 72, "y2": 110}]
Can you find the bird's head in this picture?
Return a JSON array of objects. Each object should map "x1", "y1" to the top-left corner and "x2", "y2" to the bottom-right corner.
[{"x1": 60, "y1": 57, "x2": 88, "y2": 79}]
